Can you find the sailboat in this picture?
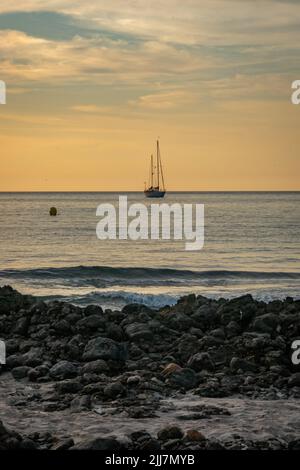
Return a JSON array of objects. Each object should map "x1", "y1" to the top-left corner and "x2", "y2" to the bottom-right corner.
[{"x1": 144, "y1": 140, "x2": 166, "y2": 198}]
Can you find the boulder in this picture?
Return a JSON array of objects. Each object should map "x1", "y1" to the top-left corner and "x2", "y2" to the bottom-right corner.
[
  {"x1": 288, "y1": 373, "x2": 300, "y2": 387},
  {"x1": 82, "y1": 337, "x2": 127, "y2": 362},
  {"x1": 167, "y1": 368, "x2": 197, "y2": 390},
  {"x1": 82, "y1": 359, "x2": 108, "y2": 374},
  {"x1": 11, "y1": 366, "x2": 31, "y2": 379},
  {"x1": 76, "y1": 315, "x2": 104, "y2": 331},
  {"x1": 72, "y1": 437, "x2": 120, "y2": 451},
  {"x1": 50, "y1": 361, "x2": 78, "y2": 380},
  {"x1": 230, "y1": 357, "x2": 257, "y2": 373},
  {"x1": 187, "y1": 352, "x2": 215, "y2": 372},
  {"x1": 84, "y1": 305, "x2": 103, "y2": 316},
  {"x1": 125, "y1": 323, "x2": 152, "y2": 341},
  {"x1": 157, "y1": 426, "x2": 184, "y2": 441},
  {"x1": 103, "y1": 381, "x2": 125, "y2": 398}
]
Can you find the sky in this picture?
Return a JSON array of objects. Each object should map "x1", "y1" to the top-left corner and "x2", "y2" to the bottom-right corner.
[{"x1": 0, "y1": 0, "x2": 299, "y2": 191}]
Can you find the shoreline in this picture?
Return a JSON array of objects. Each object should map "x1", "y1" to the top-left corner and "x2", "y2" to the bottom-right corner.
[{"x1": 0, "y1": 285, "x2": 300, "y2": 450}]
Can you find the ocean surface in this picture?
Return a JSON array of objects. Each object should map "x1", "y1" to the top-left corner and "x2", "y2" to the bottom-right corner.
[{"x1": 0, "y1": 192, "x2": 299, "y2": 309}]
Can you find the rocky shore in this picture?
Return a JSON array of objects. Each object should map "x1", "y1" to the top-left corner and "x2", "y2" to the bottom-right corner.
[{"x1": 0, "y1": 285, "x2": 300, "y2": 451}]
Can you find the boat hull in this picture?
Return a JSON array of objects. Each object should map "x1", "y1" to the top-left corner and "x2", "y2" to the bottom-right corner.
[{"x1": 144, "y1": 190, "x2": 166, "y2": 198}]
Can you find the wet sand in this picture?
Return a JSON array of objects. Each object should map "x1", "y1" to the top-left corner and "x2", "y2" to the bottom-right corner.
[{"x1": 1, "y1": 373, "x2": 299, "y2": 445}]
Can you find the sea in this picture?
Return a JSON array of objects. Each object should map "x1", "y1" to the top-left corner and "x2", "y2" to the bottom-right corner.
[{"x1": 0, "y1": 192, "x2": 299, "y2": 309}]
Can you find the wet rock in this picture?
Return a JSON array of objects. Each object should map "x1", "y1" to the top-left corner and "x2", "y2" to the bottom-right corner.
[
  {"x1": 187, "y1": 352, "x2": 215, "y2": 372},
  {"x1": 157, "y1": 426, "x2": 184, "y2": 441},
  {"x1": 52, "y1": 438, "x2": 74, "y2": 450},
  {"x1": 106, "y1": 324, "x2": 124, "y2": 341},
  {"x1": 76, "y1": 315, "x2": 104, "y2": 331},
  {"x1": 14, "y1": 317, "x2": 30, "y2": 336},
  {"x1": 139, "y1": 438, "x2": 161, "y2": 451},
  {"x1": 125, "y1": 323, "x2": 152, "y2": 341},
  {"x1": 72, "y1": 437, "x2": 120, "y2": 451},
  {"x1": 70, "y1": 395, "x2": 91, "y2": 412},
  {"x1": 103, "y1": 381, "x2": 125, "y2": 398},
  {"x1": 54, "y1": 319, "x2": 72, "y2": 336},
  {"x1": 82, "y1": 359, "x2": 108, "y2": 374},
  {"x1": 167, "y1": 368, "x2": 197, "y2": 390},
  {"x1": 27, "y1": 364, "x2": 49, "y2": 381},
  {"x1": 122, "y1": 303, "x2": 148, "y2": 315},
  {"x1": 230, "y1": 357, "x2": 257, "y2": 373},
  {"x1": 165, "y1": 312, "x2": 193, "y2": 331},
  {"x1": 127, "y1": 375, "x2": 141, "y2": 386},
  {"x1": 185, "y1": 430, "x2": 206, "y2": 442},
  {"x1": 20, "y1": 348, "x2": 43, "y2": 368},
  {"x1": 162, "y1": 363, "x2": 182, "y2": 377},
  {"x1": 84, "y1": 305, "x2": 103, "y2": 316},
  {"x1": 252, "y1": 313, "x2": 279, "y2": 334},
  {"x1": 50, "y1": 361, "x2": 78, "y2": 380},
  {"x1": 11, "y1": 366, "x2": 32, "y2": 379},
  {"x1": 83, "y1": 337, "x2": 127, "y2": 362},
  {"x1": 288, "y1": 373, "x2": 300, "y2": 387},
  {"x1": 55, "y1": 379, "x2": 82, "y2": 394}
]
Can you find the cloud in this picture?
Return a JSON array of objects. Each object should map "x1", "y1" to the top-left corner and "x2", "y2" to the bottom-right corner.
[
  {"x1": 130, "y1": 90, "x2": 193, "y2": 109},
  {"x1": 1, "y1": 0, "x2": 300, "y2": 47},
  {"x1": 0, "y1": 30, "x2": 211, "y2": 86},
  {"x1": 0, "y1": 1, "x2": 299, "y2": 111},
  {"x1": 71, "y1": 104, "x2": 113, "y2": 113}
]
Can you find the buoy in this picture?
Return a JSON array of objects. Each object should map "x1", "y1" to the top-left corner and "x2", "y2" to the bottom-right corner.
[{"x1": 49, "y1": 207, "x2": 57, "y2": 216}]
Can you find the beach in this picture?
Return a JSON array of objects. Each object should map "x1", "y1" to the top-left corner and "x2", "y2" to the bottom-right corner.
[{"x1": 0, "y1": 286, "x2": 300, "y2": 450}]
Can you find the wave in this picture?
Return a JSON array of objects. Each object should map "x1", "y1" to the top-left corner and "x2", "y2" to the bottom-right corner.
[
  {"x1": 1, "y1": 265, "x2": 300, "y2": 283},
  {"x1": 40, "y1": 290, "x2": 179, "y2": 308}
]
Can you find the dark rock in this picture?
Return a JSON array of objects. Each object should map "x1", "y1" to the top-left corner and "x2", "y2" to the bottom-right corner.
[
  {"x1": 187, "y1": 352, "x2": 215, "y2": 372},
  {"x1": 82, "y1": 359, "x2": 108, "y2": 374},
  {"x1": 252, "y1": 313, "x2": 279, "y2": 334},
  {"x1": 125, "y1": 323, "x2": 152, "y2": 341},
  {"x1": 122, "y1": 303, "x2": 144, "y2": 314},
  {"x1": 72, "y1": 437, "x2": 120, "y2": 451},
  {"x1": 55, "y1": 379, "x2": 82, "y2": 394},
  {"x1": 14, "y1": 317, "x2": 30, "y2": 336},
  {"x1": 230, "y1": 357, "x2": 257, "y2": 373},
  {"x1": 11, "y1": 366, "x2": 31, "y2": 379},
  {"x1": 76, "y1": 315, "x2": 104, "y2": 331},
  {"x1": 103, "y1": 381, "x2": 125, "y2": 398},
  {"x1": 185, "y1": 430, "x2": 206, "y2": 442},
  {"x1": 139, "y1": 438, "x2": 161, "y2": 451},
  {"x1": 106, "y1": 324, "x2": 124, "y2": 341},
  {"x1": 52, "y1": 438, "x2": 74, "y2": 450},
  {"x1": 84, "y1": 305, "x2": 103, "y2": 316},
  {"x1": 50, "y1": 361, "x2": 78, "y2": 380},
  {"x1": 19, "y1": 438, "x2": 38, "y2": 450},
  {"x1": 167, "y1": 368, "x2": 197, "y2": 389},
  {"x1": 22, "y1": 348, "x2": 43, "y2": 367},
  {"x1": 70, "y1": 395, "x2": 91, "y2": 412},
  {"x1": 83, "y1": 337, "x2": 127, "y2": 362},
  {"x1": 157, "y1": 426, "x2": 184, "y2": 441},
  {"x1": 288, "y1": 373, "x2": 300, "y2": 387}
]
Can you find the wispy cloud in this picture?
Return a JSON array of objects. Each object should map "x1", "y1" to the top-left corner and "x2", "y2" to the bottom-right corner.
[
  {"x1": 0, "y1": 1, "x2": 299, "y2": 114},
  {"x1": 129, "y1": 90, "x2": 193, "y2": 110}
]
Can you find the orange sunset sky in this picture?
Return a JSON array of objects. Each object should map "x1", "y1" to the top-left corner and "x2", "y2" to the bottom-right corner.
[{"x1": 0, "y1": 0, "x2": 300, "y2": 191}]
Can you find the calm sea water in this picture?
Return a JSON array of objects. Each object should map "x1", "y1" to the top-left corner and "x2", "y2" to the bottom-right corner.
[{"x1": 0, "y1": 192, "x2": 299, "y2": 308}]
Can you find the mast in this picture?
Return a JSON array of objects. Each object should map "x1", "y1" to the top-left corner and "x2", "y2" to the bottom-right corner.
[
  {"x1": 151, "y1": 154, "x2": 153, "y2": 188},
  {"x1": 160, "y1": 150, "x2": 165, "y2": 191},
  {"x1": 157, "y1": 140, "x2": 160, "y2": 189}
]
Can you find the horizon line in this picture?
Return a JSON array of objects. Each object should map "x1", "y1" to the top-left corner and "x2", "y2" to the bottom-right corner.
[{"x1": 0, "y1": 190, "x2": 299, "y2": 194}]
